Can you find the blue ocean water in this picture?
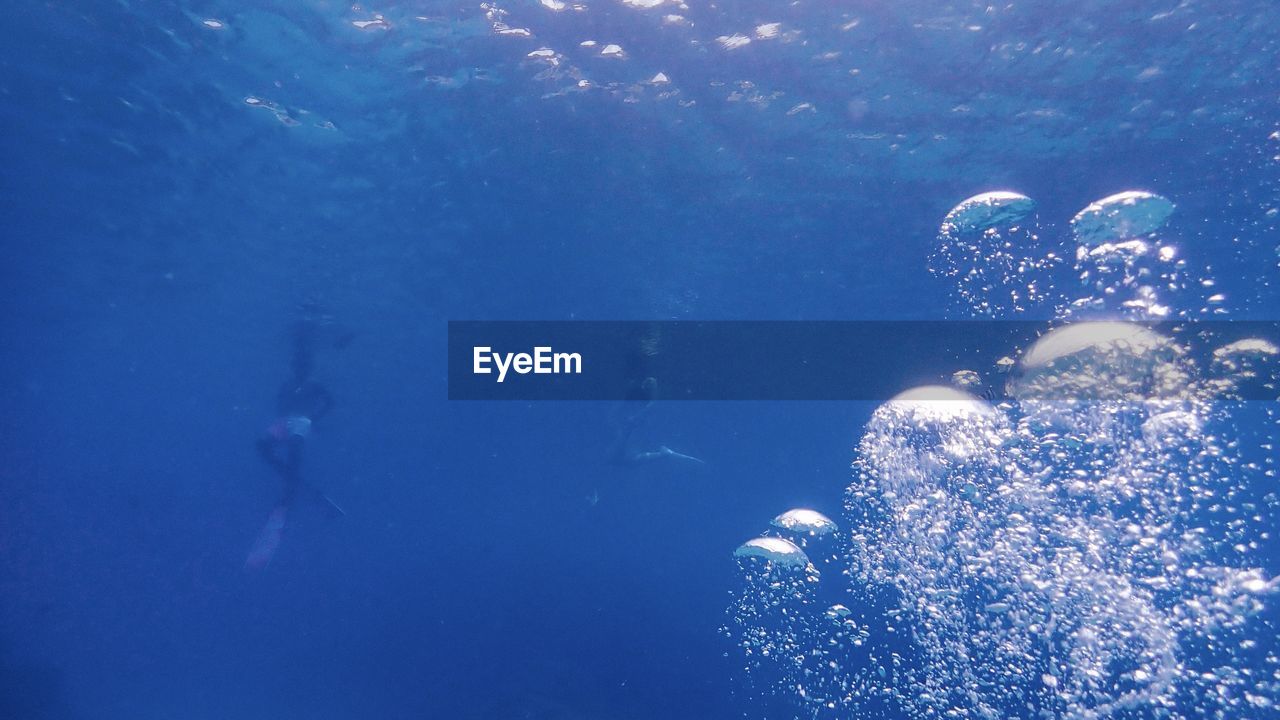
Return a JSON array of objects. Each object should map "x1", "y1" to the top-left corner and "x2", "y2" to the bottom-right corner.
[{"x1": 1, "y1": 2, "x2": 1278, "y2": 719}]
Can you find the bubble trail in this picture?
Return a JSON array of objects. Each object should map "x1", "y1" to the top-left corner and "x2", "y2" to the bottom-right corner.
[{"x1": 726, "y1": 189, "x2": 1280, "y2": 720}]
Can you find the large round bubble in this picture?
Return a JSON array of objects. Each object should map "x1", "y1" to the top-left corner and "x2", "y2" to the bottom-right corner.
[
  {"x1": 734, "y1": 537, "x2": 811, "y2": 569},
  {"x1": 941, "y1": 191, "x2": 1036, "y2": 234},
  {"x1": 1070, "y1": 190, "x2": 1176, "y2": 246},
  {"x1": 1010, "y1": 321, "x2": 1192, "y2": 404},
  {"x1": 771, "y1": 509, "x2": 838, "y2": 536}
]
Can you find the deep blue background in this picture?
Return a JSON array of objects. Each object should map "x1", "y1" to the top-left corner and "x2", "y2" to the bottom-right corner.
[{"x1": 2, "y1": 1, "x2": 1278, "y2": 718}]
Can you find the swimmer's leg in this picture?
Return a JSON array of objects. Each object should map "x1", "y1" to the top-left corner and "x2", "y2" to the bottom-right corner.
[
  {"x1": 657, "y1": 446, "x2": 706, "y2": 465},
  {"x1": 245, "y1": 504, "x2": 288, "y2": 571},
  {"x1": 623, "y1": 446, "x2": 705, "y2": 466}
]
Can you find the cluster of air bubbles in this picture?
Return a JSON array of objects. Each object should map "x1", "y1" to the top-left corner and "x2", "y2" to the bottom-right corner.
[
  {"x1": 930, "y1": 192, "x2": 1059, "y2": 317},
  {"x1": 727, "y1": 510, "x2": 863, "y2": 717},
  {"x1": 728, "y1": 189, "x2": 1280, "y2": 719},
  {"x1": 1209, "y1": 338, "x2": 1280, "y2": 401},
  {"x1": 1068, "y1": 191, "x2": 1188, "y2": 319},
  {"x1": 930, "y1": 188, "x2": 1223, "y2": 320}
]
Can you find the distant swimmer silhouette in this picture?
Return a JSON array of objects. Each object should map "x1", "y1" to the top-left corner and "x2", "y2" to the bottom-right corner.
[
  {"x1": 246, "y1": 302, "x2": 347, "y2": 570},
  {"x1": 606, "y1": 324, "x2": 705, "y2": 470},
  {"x1": 608, "y1": 376, "x2": 705, "y2": 466}
]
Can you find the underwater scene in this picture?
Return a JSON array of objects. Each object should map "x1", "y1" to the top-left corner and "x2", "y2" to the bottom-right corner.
[{"x1": 2, "y1": 1, "x2": 1279, "y2": 719}]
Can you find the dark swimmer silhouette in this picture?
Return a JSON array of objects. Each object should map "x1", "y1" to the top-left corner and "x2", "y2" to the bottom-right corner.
[
  {"x1": 245, "y1": 303, "x2": 349, "y2": 570},
  {"x1": 607, "y1": 375, "x2": 705, "y2": 467},
  {"x1": 594, "y1": 323, "x2": 703, "y2": 508}
]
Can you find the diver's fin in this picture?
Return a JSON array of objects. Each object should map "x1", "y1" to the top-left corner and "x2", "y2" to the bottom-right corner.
[
  {"x1": 245, "y1": 505, "x2": 288, "y2": 571},
  {"x1": 319, "y1": 493, "x2": 346, "y2": 517},
  {"x1": 301, "y1": 483, "x2": 346, "y2": 518}
]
